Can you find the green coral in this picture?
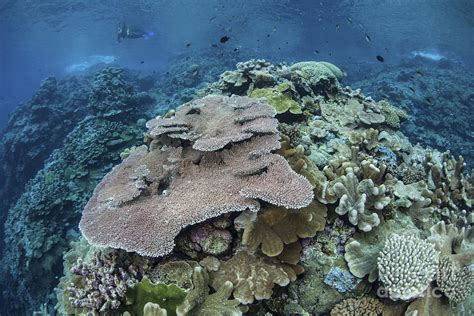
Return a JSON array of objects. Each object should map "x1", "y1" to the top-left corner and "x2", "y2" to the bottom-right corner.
[
  {"x1": 126, "y1": 277, "x2": 187, "y2": 316},
  {"x1": 250, "y1": 88, "x2": 302, "y2": 114}
]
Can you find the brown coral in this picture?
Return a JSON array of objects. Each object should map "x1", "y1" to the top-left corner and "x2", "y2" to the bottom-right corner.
[
  {"x1": 242, "y1": 201, "x2": 327, "y2": 257},
  {"x1": 79, "y1": 96, "x2": 313, "y2": 258},
  {"x1": 330, "y1": 297, "x2": 383, "y2": 316},
  {"x1": 209, "y1": 250, "x2": 296, "y2": 304}
]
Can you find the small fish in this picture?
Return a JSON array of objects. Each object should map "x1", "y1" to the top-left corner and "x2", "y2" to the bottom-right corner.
[
  {"x1": 408, "y1": 87, "x2": 416, "y2": 93},
  {"x1": 347, "y1": 17, "x2": 353, "y2": 24},
  {"x1": 192, "y1": 70, "x2": 199, "y2": 77},
  {"x1": 313, "y1": 50, "x2": 320, "y2": 54},
  {"x1": 209, "y1": 16, "x2": 216, "y2": 22},
  {"x1": 267, "y1": 34, "x2": 270, "y2": 37},
  {"x1": 416, "y1": 70, "x2": 423, "y2": 75},
  {"x1": 186, "y1": 43, "x2": 191, "y2": 47},
  {"x1": 336, "y1": 24, "x2": 340, "y2": 31},
  {"x1": 365, "y1": 33, "x2": 371, "y2": 42},
  {"x1": 140, "y1": 61, "x2": 144, "y2": 64},
  {"x1": 211, "y1": 44, "x2": 218, "y2": 48},
  {"x1": 376, "y1": 55, "x2": 384, "y2": 62},
  {"x1": 425, "y1": 97, "x2": 433, "y2": 104},
  {"x1": 185, "y1": 56, "x2": 190, "y2": 60},
  {"x1": 233, "y1": 47, "x2": 240, "y2": 52},
  {"x1": 329, "y1": 52, "x2": 332, "y2": 56}
]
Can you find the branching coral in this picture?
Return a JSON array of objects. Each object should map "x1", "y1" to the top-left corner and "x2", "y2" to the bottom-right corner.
[
  {"x1": 377, "y1": 234, "x2": 439, "y2": 300},
  {"x1": 79, "y1": 95, "x2": 313, "y2": 257},
  {"x1": 333, "y1": 171, "x2": 390, "y2": 232},
  {"x1": 436, "y1": 256, "x2": 473, "y2": 303}
]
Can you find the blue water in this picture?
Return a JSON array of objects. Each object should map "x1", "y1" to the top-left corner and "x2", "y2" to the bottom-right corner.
[
  {"x1": 2, "y1": 0, "x2": 473, "y2": 127},
  {"x1": 1, "y1": 0, "x2": 473, "y2": 314}
]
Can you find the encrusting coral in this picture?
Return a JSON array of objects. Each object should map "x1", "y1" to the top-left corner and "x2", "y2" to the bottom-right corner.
[
  {"x1": 377, "y1": 234, "x2": 439, "y2": 300},
  {"x1": 79, "y1": 95, "x2": 314, "y2": 257}
]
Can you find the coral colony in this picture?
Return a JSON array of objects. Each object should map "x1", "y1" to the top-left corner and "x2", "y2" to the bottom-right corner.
[{"x1": 1, "y1": 60, "x2": 472, "y2": 315}]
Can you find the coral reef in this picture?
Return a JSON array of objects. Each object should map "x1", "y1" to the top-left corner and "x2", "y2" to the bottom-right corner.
[
  {"x1": 0, "y1": 68, "x2": 154, "y2": 314},
  {"x1": 352, "y1": 61, "x2": 474, "y2": 169},
  {"x1": 3, "y1": 58, "x2": 473, "y2": 315}
]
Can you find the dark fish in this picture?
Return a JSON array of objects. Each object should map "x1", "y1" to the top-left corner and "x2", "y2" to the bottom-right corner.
[
  {"x1": 186, "y1": 56, "x2": 190, "y2": 60},
  {"x1": 140, "y1": 61, "x2": 144, "y2": 64},
  {"x1": 376, "y1": 55, "x2": 384, "y2": 62},
  {"x1": 336, "y1": 24, "x2": 340, "y2": 31},
  {"x1": 365, "y1": 33, "x2": 371, "y2": 42},
  {"x1": 267, "y1": 34, "x2": 270, "y2": 37},
  {"x1": 211, "y1": 44, "x2": 218, "y2": 48},
  {"x1": 329, "y1": 52, "x2": 332, "y2": 56},
  {"x1": 416, "y1": 70, "x2": 423, "y2": 75},
  {"x1": 233, "y1": 47, "x2": 240, "y2": 52},
  {"x1": 408, "y1": 87, "x2": 416, "y2": 93},
  {"x1": 425, "y1": 97, "x2": 433, "y2": 104},
  {"x1": 220, "y1": 36, "x2": 230, "y2": 43},
  {"x1": 186, "y1": 43, "x2": 191, "y2": 47},
  {"x1": 313, "y1": 50, "x2": 320, "y2": 54},
  {"x1": 347, "y1": 17, "x2": 353, "y2": 24}
]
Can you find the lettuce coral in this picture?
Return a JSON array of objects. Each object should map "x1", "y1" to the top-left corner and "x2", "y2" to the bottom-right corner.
[
  {"x1": 209, "y1": 250, "x2": 297, "y2": 304},
  {"x1": 125, "y1": 277, "x2": 186, "y2": 316}
]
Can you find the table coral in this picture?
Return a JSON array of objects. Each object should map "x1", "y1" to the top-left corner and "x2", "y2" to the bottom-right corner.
[{"x1": 79, "y1": 95, "x2": 313, "y2": 257}]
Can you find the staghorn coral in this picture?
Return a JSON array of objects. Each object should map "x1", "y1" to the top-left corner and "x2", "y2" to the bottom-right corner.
[
  {"x1": 330, "y1": 297, "x2": 383, "y2": 316},
  {"x1": 436, "y1": 256, "x2": 473, "y2": 303},
  {"x1": 209, "y1": 250, "x2": 296, "y2": 304},
  {"x1": 241, "y1": 201, "x2": 327, "y2": 257},
  {"x1": 79, "y1": 95, "x2": 313, "y2": 257},
  {"x1": 146, "y1": 94, "x2": 278, "y2": 152},
  {"x1": 333, "y1": 171, "x2": 390, "y2": 232},
  {"x1": 377, "y1": 234, "x2": 439, "y2": 300}
]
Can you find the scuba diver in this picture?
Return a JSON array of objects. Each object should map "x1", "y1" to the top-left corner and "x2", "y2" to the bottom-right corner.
[{"x1": 117, "y1": 23, "x2": 155, "y2": 43}]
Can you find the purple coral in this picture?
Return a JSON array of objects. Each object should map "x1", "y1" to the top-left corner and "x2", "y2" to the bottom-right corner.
[{"x1": 67, "y1": 251, "x2": 144, "y2": 312}]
